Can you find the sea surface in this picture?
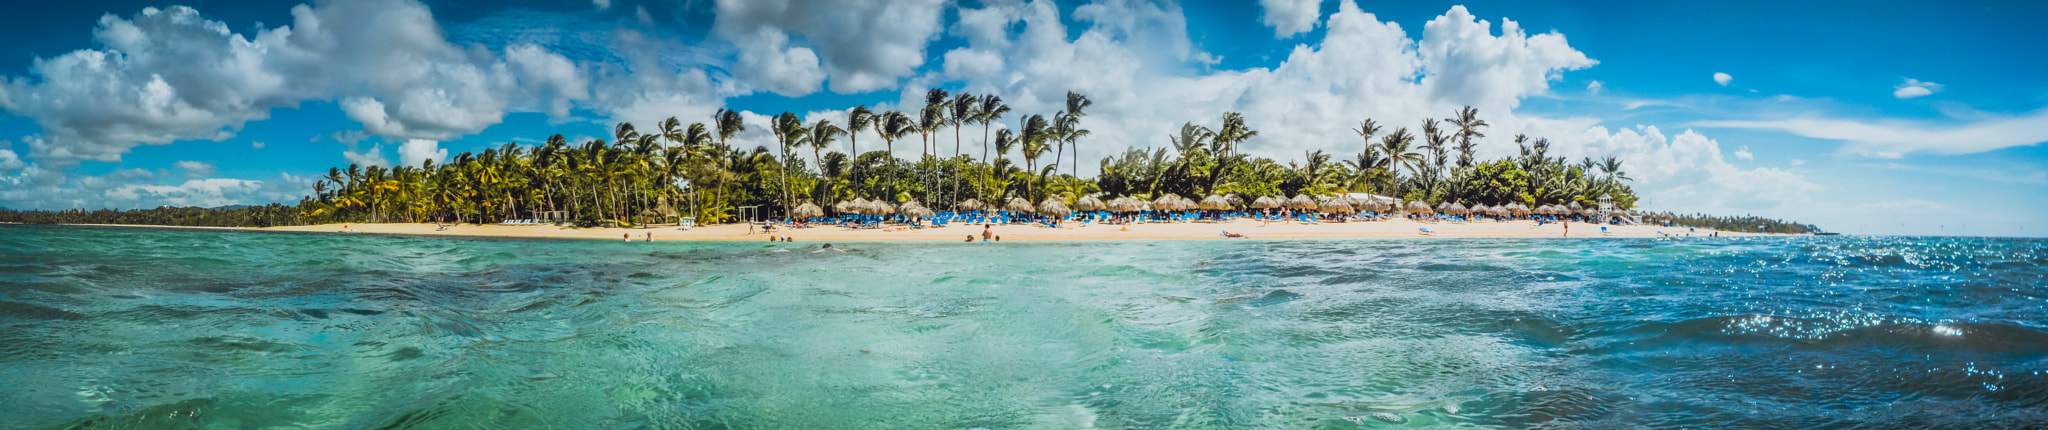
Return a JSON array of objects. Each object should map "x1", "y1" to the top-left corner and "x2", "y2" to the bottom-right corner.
[{"x1": 1, "y1": 225, "x2": 2044, "y2": 429}]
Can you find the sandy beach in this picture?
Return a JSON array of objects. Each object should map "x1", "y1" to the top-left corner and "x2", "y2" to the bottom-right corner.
[{"x1": 235, "y1": 218, "x2": 1756, "y2": 241}]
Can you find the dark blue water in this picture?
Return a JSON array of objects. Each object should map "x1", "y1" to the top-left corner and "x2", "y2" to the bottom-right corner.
[{"x1": 1, "y1": 225, "x2": 2044, "y2": 428}]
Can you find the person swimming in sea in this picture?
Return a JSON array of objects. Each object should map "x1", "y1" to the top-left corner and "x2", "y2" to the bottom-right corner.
[{"x1": 814, "y1": 243, "x2": 844, "y2": 253}]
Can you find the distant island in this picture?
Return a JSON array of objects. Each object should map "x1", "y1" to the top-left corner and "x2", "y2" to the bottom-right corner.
[{"x1": 0, "y1": 91, "x2": 1820, "y2": 237}]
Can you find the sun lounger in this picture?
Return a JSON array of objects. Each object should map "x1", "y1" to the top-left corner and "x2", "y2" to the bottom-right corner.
[{"x1": 1419, "y1": 227, "x2": 1435, "y2": 236}]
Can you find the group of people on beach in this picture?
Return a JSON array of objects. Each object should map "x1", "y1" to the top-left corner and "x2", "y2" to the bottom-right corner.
[{"x1": 963, "y1": 224, "x2": 1001, "y2": 242}]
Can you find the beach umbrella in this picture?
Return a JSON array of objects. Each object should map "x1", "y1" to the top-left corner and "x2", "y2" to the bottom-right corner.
[
  {"x1": 955, "y1": 198, "x2": 984, "y2": 211},
  {"x1": 1579, "y1": 207, "x2": 1598, "y2": 218},
  {"x1": 1006, "y1": 197, "x2": 1035, "y2": 213},
  {"x1": 1435, "y1": 201, "x2": 1454, "y2": 214},
  {"x1": 869, "y1": 200, "x2": 897, "y2": 215},
  {"x1": 1406, "y1": 200, "x2": 1434, "y2": 214},
  {"x1": 792, "y1": 202, "x2": 824, "y2": 219},
  {"x1": 1446, "y1": 202, "x2": 1468, "y2": 215},
  {"x1": 832, "y1": 200, "x2": 853, "y2": 214},
  {"x1": 1467, "y1": 203, "x2": 1488, "y2": 216},
  {"x1": 1152, "y1": 193, "x2": 1183, "y2": 211},
  {"x1": 1226, "y1": 194, "x2": 1245, "y2": 209},
  {"x1": 1075, "y1": 195, "x2": 1106, "y2": 212},
  {"x1": 1319, "y1": 196, "x2": 1356, "y2": 214},
  {"x1": 1567, "y1": 201, "x2": 1584, "y2": 212},
  {"x1": 1251, "y1": 196, "x2": 1280, "y2": 209},
  {"x1": 1179, "y1": 196, "x2": 1198, "y2": 210},
  {"x1": 1287, "y1": 194, "x2": 1317, "y2": 210},
  {"x1": 1199, "y1": 195, "x2": 1231, "y2": 210},
  {"x1": 1105, "y1": 196, "x2": 1136, "y2": 212},
  {"x1": 1038, "y1": 198, "x2": 1072, "y2": 217}
]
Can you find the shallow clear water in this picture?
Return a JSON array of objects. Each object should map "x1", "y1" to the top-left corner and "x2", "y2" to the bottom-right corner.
[{"x1": 1, "y1": 225, "x2": 2045, "y2": 429}]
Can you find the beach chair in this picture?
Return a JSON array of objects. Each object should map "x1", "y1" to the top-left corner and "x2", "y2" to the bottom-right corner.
[
  {"x1": 1601, "y1": 226, "x2": 1611, "y2": 236},
  {"x1": 1419, "y1": 227, "x2": 1435, "y2": 236}
]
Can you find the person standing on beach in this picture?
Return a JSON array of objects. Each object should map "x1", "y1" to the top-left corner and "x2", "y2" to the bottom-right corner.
[{"x1": 1562, "y1": 218, "x2": 1569, "y2": 237}]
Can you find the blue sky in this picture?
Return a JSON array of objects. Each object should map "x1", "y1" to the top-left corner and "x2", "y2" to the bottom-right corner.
[{"x1": 0, "y1": 0, "x2": 2043, "y2": 236}]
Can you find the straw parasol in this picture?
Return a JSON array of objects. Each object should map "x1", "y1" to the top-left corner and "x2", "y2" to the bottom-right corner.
[
  {"x1": 869, "y1": 200, "x2": 897, "y2": 215},
  {"x1": 1287, "y1": 194, "x2": 1317, "y2": 210},
  {"x1": 1468, "y1": 203, "x2": 1488, "y2": 216},
  {"x1": 1251, "y1": 196, "x2": 1280, "y2": 209},
  {"x1": 955, "y1": 198, "x2": 984, "y2": 211},
  {"x1": 833, "y1": 200, "x2": 854, "y2": 214},
  {"x1": 1319, "y1": 195, "x2": 1357, "y2": 214},
  {"x1": 792, "y1": 202, "x2": 824, "y2": 219},
  {"x1": 1406, "y1": 200, "x2": 1434, "y2": 214},
  {"x1": 1075, "y1": 195, "x2": 1106, "y2": 212},
  {"x1": 1178, "y1": 196, "x2": 1198, "y2": 211},
  {"x1": 1037, "y1": 198, "x2": 1072, "y2": 217},
  {"x1": 1199, "y1": 195, "x2": 1230, "y2": 210},
  {"x1": 1226, "y1": 194, "x2": 1245, "y2": 209},
  {"x1": 1146, "y1": 193, "x2": 1177, "y2": 211},
  {"x1": 1446, "y1": 202, "x2": 1468, "y2": 216},
  {"x1": 1005, "y1": 197, "x2": 1035, "y2": 213},
  {"x1": 1107, "y1": 196, "x2": 1140, "y2": 212},
  {"x1": 1579, "y1": 207, "x2": 1598, "y2": 218},
  {"x1": 898, "y1": 200, "x2": 931, "y2": 217}
]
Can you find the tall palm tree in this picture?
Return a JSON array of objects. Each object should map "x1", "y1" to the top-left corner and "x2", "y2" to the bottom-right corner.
[
  {"x1": 1353, "y1": 118, "x2": 1381, "y2": 155},
  {"x1": 949, "y1": 92, "x2": 980, "y2": 200},
  {"x1": 772, "y1": 112, "x2": 808, "y2": 216},
  {"x1": 1058, "y1": 91, "x2": 1092, "y2": 176},
  {"x1": 807, "y1": 119, "x2": 845, "y2": 204},
  {"x1": 877, "y1": 111, "x2": 915, "y2": 167},
  {"x1": 977, "y1": 95, "x2": 1010, "y2": 163},
  {"x1": 846, "y1": 105, "x2": 873, "y2": 158},
  {"x1": 714, "y1": 108, "x2": 745, "y2": 149},
  {"x1": 1447, "y1": 106, "x2": 1488, "y2": 169},
  {"x1": 1378, "y1": 127, "x2": 1423, "y2": 188},
  {"x1": 1020, "y1": 114, "x2": 1051, "y2": 197}
]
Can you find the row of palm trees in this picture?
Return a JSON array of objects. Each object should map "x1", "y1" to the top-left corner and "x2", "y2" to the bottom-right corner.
[{"x1": 290, "y1": 96, "x2": 1644, "y2": 227}]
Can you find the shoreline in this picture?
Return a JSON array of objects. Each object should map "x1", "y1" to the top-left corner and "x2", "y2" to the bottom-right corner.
[{"x1": 30, "y1": 219, "x2": 1768, "y2": 241}]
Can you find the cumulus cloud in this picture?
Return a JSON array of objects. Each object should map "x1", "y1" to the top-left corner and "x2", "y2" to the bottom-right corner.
[
  {"x1": 0, "y1": 0, "x2": 591, "y2": 166},
  {"x1": 1733, "y1": 146, "x2": 1752, "y2": 160},
  {"x1": 251, "y1": 141, "x2": 265, "y2": 149},
  {"x1": 713, "y1": 0, "x2": 948, "y2": 95},
  {"x1": 0, "y1": 148, "x2": 23, "y2": 172},
  {"x1": 397, "y1": 139, "x2": 447, "y2": 168},
  {"x1": 342, "y1": 144, "x2": 388, "y2": 168},
  {"x1": 174, "y1": 160, "x2": 214, "y2": 178},
  {"x1": 1259, "y1": 0, "x2": 1322, "y2": 38},
  {"x1": 592, "y1": 0, "x2": 611, "y2": 11},
  {"x1": 1586, "y1": 80, "x2": 1603, "y2": 95},
  {"x1": 1696, "y1": 109, "x2": 2048, "y2": 157},
  {"x1": 1560, "y1": 125, "x2": 1820, "y2": 212},
  {"x1": 1893, "y1": 78, "x2": 1941, "y2": 99},
  {"x1": 1713, "y1": 72, "x2": 1732, "y2": 86}
]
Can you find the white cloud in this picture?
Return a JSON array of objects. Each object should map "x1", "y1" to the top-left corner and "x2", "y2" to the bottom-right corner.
[
  {"x1": 1696, "y1": 109, "x2": 2048, "y2": 157},
  {"x1": 1893, "y1": 78, "x2": 1941, "y2": 99},
  {"x1": 104, "y1": 178, "x2": 261, "y2": 208},
  {"x1": 592, "y1": 0, "x2": 611, "y2": 11},
  {"x1": 1789, "y1": 159, "x2": 1805, "y2": 166},
  {"x1": 174, "y1": 160, "x2": 214, "y2": 178},
  {"x1": 1558, "y1": 125, "x2": 1821, "y2": 213},
  {"x1": 713, "y1": 0, "x2": 949, "y2": 95},
  {"x1": 1733, "y1": 146, "x2": 1752, "y2": 160},
  {"x1": 1259, "y1": 0, "x2": 1321, "y2": 38},
  {"x1": 251, "y1": 141, "x2": 265, "y2": 149},
  {"x1": 397, "y1": 139, "x2": 447, "y2": 168},
  {"x1": 342, "y1": 144, "x2": 388, "y2": 168},
  {"x1": 0, "y1": 149, "x2": 23, "y2": 172},
  {"x1": 1586, "y1": 80, "x2": 1603, "y2": 95},
  {"x1": 1713, "y1": 72, "x2": 1732, "y2": 86}
]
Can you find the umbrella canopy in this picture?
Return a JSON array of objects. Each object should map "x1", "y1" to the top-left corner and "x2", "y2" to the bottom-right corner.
[
  {"x1": 1074, "y1": 195, "x2": 1106, "y2": 212},
  {"x1": 1406, "y1": 200, "x2": 1434, "y2": 214},
  {"x1": 1250, "y1": 196, "x2": 1281, "y2": 209},
  {"x1": 1226, "y1": 194, "x2": 1245, "y2": 209},
  {"x1": 901, "y1": 201, "x2": 935, "y2": 218},
  {"x1": 792, "y1": 202, "x2": 824, "y2": 218},
  {"x1": 847, "y1": 198, "x2": 872, "y2": 214},
  {"x1": 1468, "y1": 203, "x2": 1488, "y2": 215},
  {"x1": 1319, "y1": 196, "x2": 1356, "y2": 213},
  {"x1": 1005, "y1": 197, "x2": 1035, "y2": 213},
  {"x1": 1153, "y1": 193, "x2": 1184, "y2": 211},
  {"x1": 955, "y1": 198, "x2": 984, "y2": 211},
  {"x1": 869, "y1": 200, "x2": 897, "y2": 215},
  {"x1": 1107, "y1": 196, "x2": 1142, "y2": 212},
  {"x1": 1567, "y1": 201, "x2": 1584, "y2": 212},
  {"x1": 1198, "y1": 195, "x2": 1231, "y2": 210},
  {"x1": 1446, "y1": 202, "x2": 1468, "y2": 215},
  {"x1": 1038, "y1": 198, "x2": 1072, "y2": 217},
  {"x1": 1579, "y1": 207, "x2": 1598, "y2": 218},
  {"x1": 1287, "y1": 194, "x2": 1317, "y2": 210}
]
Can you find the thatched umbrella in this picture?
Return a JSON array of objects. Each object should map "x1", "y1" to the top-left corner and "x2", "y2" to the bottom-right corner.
[
  {"x1": 792, "y1": 202, "x2": 824, "y2": 219},
  {"x1": 955, "y1": 198, "x2": 984, "y2": 212},
  {"x1": 1037, "y1": 198, "x2": 1072, "y2": 217},
  {"x1": 1578, "y1": 207, "x2": 1598, "y2": 218},
  {"x1": 1075, "y1": 195, "x2": 1106, "y2": 212},
  {"x1": 833, "y1": 200, "x2": 854, "y2": 214},
  {"x1": 869, "y1": 200, "x2": 897, "y2": 215},
  {"x1": 1226, "y1": 194, "x2": 1245, "y2": 209},
  {"x1": 1153, "y1": 193, "x2": 1184, "y2": 211},
  {"x1": 1406, "y1": 200, "x2": 1434, "y2": 215},
  {"x1": 1107, "y1": 196, "x2": 1141, "y2": 212},
  {"x1": 1468, "y1": 203, "x2": 1488, "y2": 216},
  {"x1": 1005, "y1": 197, "x2": 1034, "y2": 213},
  {"x1": 1178, "y1": 196, "x2": 1198, "y2": 210},
  {"x1": 1446, "y1": 202, "x2": 1469, "y2": 216},
  {"x1": 1251, "y1": 196, "x2": 1281, "y2": 209},
  {"x1": 1319, "y1": 196, "x2": 1357, "y2": 214},
  {"x1": 898, "y1": 201, "x2": 930, "y2": 217},
  {"x1": 1287, "y1": 194, "x2": 1317, "y2": 210},
  {"x1": 1198, "y1": 195, "x2": 1230, "y2": 210}
]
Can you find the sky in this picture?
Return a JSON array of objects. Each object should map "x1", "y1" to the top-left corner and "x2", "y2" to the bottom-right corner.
[{"x1": 0, "y1": 0, "x2": 2043, "y2": 236}]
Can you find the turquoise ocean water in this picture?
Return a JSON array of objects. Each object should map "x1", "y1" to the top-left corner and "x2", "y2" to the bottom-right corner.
[{"x1": 1, "y1": 225, "x2": 2044, "y2": 428}]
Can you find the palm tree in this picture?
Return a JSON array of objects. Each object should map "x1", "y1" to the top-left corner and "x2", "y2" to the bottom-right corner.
[
  {"x1": 1058, "y1": 91, "x2": 1092, "y2": 176},
  {"x1": 949, "y1": 92, "x2": 980, "y2": 200},
  {"x1": 807, "y1": 119, "x2": 845, "y2": 204},
  {"x1": 877, "y1": 111, "x2": 915, "y2": 167},
  {"x1": 1447, "y1": 106, "x2": 1488, "y2": 169},
  {"x1": 772, "y1": 112, "x2": 807, "y2": 217},
  {"x1": 846, "y1": 105, "x2": 873, "y2": 158},
  {"x1": 1378, "y1": 127, "x2": 1423, "y2": 187},
  {"x1": 714, "y1": 108, "x2": 745, "y2": 149},
  {"x1": 1352, "y1": 118, "x2": 1381, "y2": 155},
  {"x1": 976, "y1": 95, "x2": 1010, "y2": 163},
  {"x1": 1020, "y1": 114, "x2": 1051, "y2": 197}
]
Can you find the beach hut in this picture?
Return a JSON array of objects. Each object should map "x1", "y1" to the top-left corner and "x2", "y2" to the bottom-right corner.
[
  {"x1": 1287, "y1": 194, "x2": 1317, "y2": 210},
  {"x1": 792, "y1": 202, "x2": 824, "y2": 219},
  {"x1": 1406, "y1": 200, "x2": 1434, "y2": 215},
  {"x1": 1250, "y1": 196, "x2": 1280, "y2": 209},
  {"x1": 955, "y1": 198, "x2": 984, "y2": 212},
  {"x1": 1198, "y1": 195, "x2": 1231, "y2": 211},
  {"x1": 1075, "y1": 195, "x2": 1106, "y2": 212},
  {"x1": 1038, "y1": 198, "x2": 1072, "y2": 218}
]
